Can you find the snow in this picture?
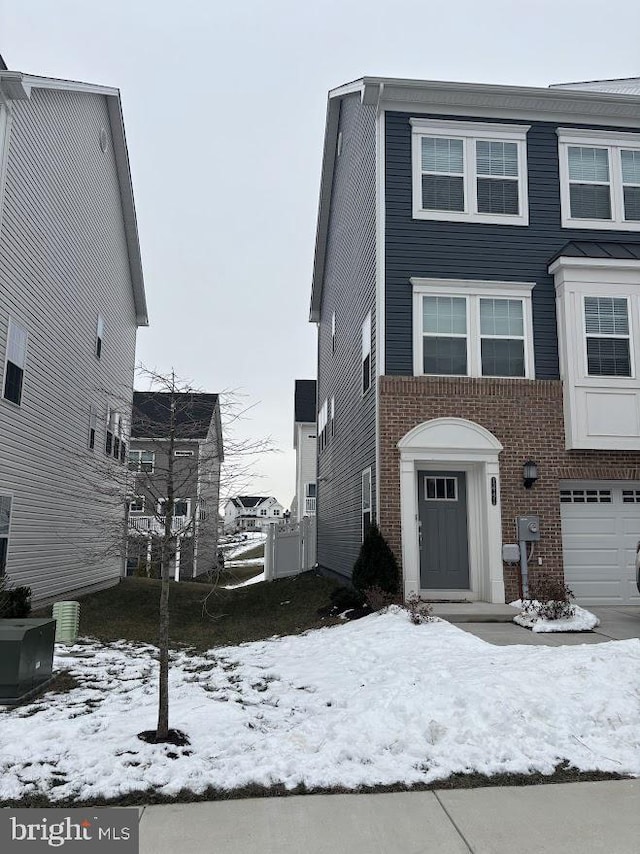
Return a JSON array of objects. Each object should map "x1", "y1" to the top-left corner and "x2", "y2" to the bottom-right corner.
[
  {"x1": 510, "y1": 600, "x2": 600, "y2": 633},
  {"x1": 222, "y1": 534, "x2": 267, "y2": 561},
  {"x1": 1, "y1": 608, "x2": 638, "y2": 803},
  {"x1": 223, "y1": 570, "x2": 265, "y2": 589}
]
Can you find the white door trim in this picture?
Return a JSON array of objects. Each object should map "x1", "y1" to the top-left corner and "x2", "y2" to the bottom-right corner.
[{"x1": 398, "y1": 418, "x2": 505, "y2": 604}]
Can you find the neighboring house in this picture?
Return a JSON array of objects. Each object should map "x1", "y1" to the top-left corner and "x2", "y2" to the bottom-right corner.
[
  {"x1": 127, "y1": 391, "x2": 223, "y2": 580},
  {"x1": 0, "y1": 57, "x2": 147, "y2": 604},
  {"x1": 224, "y1": 496, "x2": 285, "y2": 533},
  {"x1": 310, "y1": 74, "x2": 640, "y2": 606},
  {"x1": 291, "y1": 379, "x2": 317, "y2": 522}
]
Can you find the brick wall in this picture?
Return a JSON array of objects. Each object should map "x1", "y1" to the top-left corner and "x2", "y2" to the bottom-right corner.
[{"x1": 378, "y1": 376, "x2": 640, "y2": 601}]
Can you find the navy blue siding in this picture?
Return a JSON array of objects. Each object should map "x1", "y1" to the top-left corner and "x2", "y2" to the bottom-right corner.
[
  {"x1": 385, "y1": 112, "x2": 640, "y2": 378},
  {"x1": 317, "y1": 95, "x2": 377, "y2": 579}
]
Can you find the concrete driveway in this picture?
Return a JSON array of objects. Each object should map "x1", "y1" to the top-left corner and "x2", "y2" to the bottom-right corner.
[{"x1": 456, "y1": 605, "x2": 640, "y2": 645}]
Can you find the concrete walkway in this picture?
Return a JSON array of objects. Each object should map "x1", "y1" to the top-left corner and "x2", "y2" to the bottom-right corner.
[
  {"x1": 138, "y1": 780, "x2": 640, "y2": 854},
  {"x1": 455, "y1": 605, "x2": 640, "y2": 645}
]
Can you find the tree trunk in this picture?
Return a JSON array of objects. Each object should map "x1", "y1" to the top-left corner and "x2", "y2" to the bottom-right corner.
[{"x1": 156, "y1": 555, "x2": 170, "y2": 740}]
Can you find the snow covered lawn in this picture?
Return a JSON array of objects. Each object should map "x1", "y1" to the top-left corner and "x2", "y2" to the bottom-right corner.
[{"x1": 1, "y1": 608, "x2": 639, "y2": 804}]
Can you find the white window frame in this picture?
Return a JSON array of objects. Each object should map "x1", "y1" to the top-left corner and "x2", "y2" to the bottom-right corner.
[
  {"x1": 361, "y1": 467, "x2": 372, "y2": 540},
  {"x1": 127, "y1": 495, "x2": 145, "y2": 514},
  {"x1": 411, "y1": 119, "x2": 530, "y2": 226},
  {"x1": 157, "y1": 498, "x2": 192, "y2": 518},
  {"x1": 174, "y1": 450, "x2": 194, "y2": 457},
  {"x1": 582, "y1": 295, "x2": 634, "y2": 379},
  {"x1": 330, "y1": 396, "x2": 335, "y2": 436},
  {"x1": 2, "y1": 317, "x2": 28, "y2": 407},
  {"x1": 88, "y1": 405, "x2": 97, "y2": 451},
  {"x1": 0, "y1": 493, "x2": 12, "y2": 576},
  {"x1": 331, "y1": 311, "x2": 336, "y2": 354},
  {"x1": 95, "y1": 314, "x2": 105, "y2": 359},
  {"x1": 128, "y1": 449, "x2": 155, "y2": 473},
  {"x1": 558, "y1": 128, "x2": 640, "y2": 231},
  {"x1": 362, "y1": 312, "x2": 372, "y2": 394},
  {"x1": 412, "y1": 278, "x2": 535, "y2": 379}
]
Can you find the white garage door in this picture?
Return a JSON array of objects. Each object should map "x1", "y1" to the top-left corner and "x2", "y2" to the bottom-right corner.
[{"x1": 560, "y1": 483, "x2": 640, "y2": 605}]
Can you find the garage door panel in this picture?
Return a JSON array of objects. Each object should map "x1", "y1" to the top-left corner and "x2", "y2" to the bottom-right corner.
[{"x1": 561, "y1": 482, "x2": 640, "y2": 605}]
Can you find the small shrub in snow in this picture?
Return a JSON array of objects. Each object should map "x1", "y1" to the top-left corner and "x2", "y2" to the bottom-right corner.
[
  {"x1": 364, "y1": 586, "x2": 401, "y2": 611},
  {"x1": 521, "y1": 578, "x2": 575, "y2": 621},
  {"x1": 404, "y1": 593, "x2": 434, "y2": 624},
  {"x1": 330, "y1": 586, "x2": 365, "y2": 612},
  {"x1": 352, "y1": 525, "x2": 400, "y2": 595}
]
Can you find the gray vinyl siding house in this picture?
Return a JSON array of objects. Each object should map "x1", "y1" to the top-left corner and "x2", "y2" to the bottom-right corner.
[
  {"x1": 311, "y1": 76, "x2": 640, "y2": 604},
  {"x1": 127, "y1": 392, "x2": 223, "y2": 580},
  {"x1": 312, "y1": 93, "x2": 377, "y2": 578},
  {"x1": 0, "y1": 66, "x2": 147, "y2": 604}
]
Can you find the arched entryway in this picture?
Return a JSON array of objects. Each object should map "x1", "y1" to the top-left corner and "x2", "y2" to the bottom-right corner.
[{"x1": 397, "y1": 417, "x2": 505, "y2": 603}]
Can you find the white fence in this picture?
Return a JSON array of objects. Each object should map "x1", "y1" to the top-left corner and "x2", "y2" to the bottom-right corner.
[{"x1": 264, "y1": 517, "x2": 316, "y2": 581}]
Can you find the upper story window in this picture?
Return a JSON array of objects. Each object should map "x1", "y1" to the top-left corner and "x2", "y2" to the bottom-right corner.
[
  {"x1": 412, "y1": 278, "x2": 535, "y2": 379},
  {"x1": 128, "y1": 449, "x2": 155, "y2": 473},
  {"x1": 158, "y1": 498, "x2": 191, "y2": 518},
  {"x1": 558, "y1": 128, "x2": 640, "y2": 231},
  {"x1": 3, "y1": 319, "x2": 28, "y2": 406},
  {"x1": 318, "y1": 399, "x2": 328, "y2": 451},
  {"x1": 88, "y1": 406, "x2": 97, "y2": 450},
  {"x1": 584, "y1": 296, "x2": 632, "y2": 377},
  {"x1": 127, "y1": 495, "x2": 145, "y2": 514},
  {"x1": 331, "y1": 311, "x2": 336, "y2": 354},
  {"x1": 411, "y1": 119, "x2": 530, "y2": 226},
  {"x1": 362, "y1": 312, "x2": 372, "y2": 394},
  {"x1": 95, "y1": 314, "x2": 105, "y2": 359}
]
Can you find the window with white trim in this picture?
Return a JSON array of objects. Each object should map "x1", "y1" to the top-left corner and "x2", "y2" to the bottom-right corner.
[
  {"x1": 318, "y1": 399, "x2": 328, "y2": 451},
  {"x1": 3, "y1": 319, "x2": 28, "y2": 406},
  {"x1": 413, "y1": 279, "x2": 534, "y2": 378},
  {"x1": 0, "y1": 494, "x2": 11, "y2": 575},
  {"x1": 95, "y1": 314, "x2": 105, "y2": 359},
  {"x1": 584, "y1": 296, "x2": 632, "y2": 377},
  {"x1": 330, "y1": 396, "x2": 335, "y2": 436},
  {"x1": 105, "y1": 407, "x2": 115, "y2": 455},
  {"x1": 362, "y1": 467, "x2": 372, "y2": 540},
  {"x1": 158, "y1": 498, "x2": 191, "y2": 518},
  {"x1": 558, "y1": 128, "x2": 640, "y2": 230},
  {"x1": 88, "y1": 406, "x2": 97, "y2": 451},
  {"x1": 127, "y1": 495, "x2": 145, "y2": 514},
  {"x1": 411, "y1": 119, "x2": 530, "y2": 225},
  {"x1": 175, "y1": 450, "x2": 194, "y2": 457},
  {"x1": 128, "y1": 449, "x2": 155, "y2": 473},
  {"x1": 362, "y1": 312, "x2": 371, "y2": 393},
  {"x1": 331, "y1": 311, "x2": 336, "y2": 354}
]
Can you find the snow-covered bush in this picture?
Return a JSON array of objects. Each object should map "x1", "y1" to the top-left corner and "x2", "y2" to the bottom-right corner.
[
  {"x1": 404, "y1": 593, "x2": 434, "y2": 624},
  {"x1": 364, "y1": 585, "x2": 400, "y2": 611},
  {"x1": 521, "y1": 577, "x2": 575, "y2": 620}
]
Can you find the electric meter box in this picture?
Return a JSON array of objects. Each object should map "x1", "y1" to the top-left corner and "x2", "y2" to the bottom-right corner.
[
  {"x1": 516, "y1": 515, "x2": 540, "y2": 542},
  {"x1": 0, "y1": 618, "x2": 56, "y2": 705}
]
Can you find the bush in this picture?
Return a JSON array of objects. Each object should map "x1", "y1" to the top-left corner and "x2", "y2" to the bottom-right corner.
[
  {"x1": 0, "y1": 575, "x2": 32, "y2": 618},
  {"x1": 364, "y1": 586, "x2": 401, "y2": 611},
  {"x1": 330, "y1": 586, "x2": 365, "y2": 611},
  {"x1": 521, "y1": 577, "x2": 575, "y2": 621},
  {"x1": 404, "y1": 592, "x2": 434, "y2": 624},
  {"x1": 352, "y1": 525, "x2": 400, "y2": 595}
]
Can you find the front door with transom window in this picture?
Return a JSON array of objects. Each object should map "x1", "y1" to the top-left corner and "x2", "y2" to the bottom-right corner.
[{"x1": 418, "y1": 470, "x2": 470, "y2": 590}]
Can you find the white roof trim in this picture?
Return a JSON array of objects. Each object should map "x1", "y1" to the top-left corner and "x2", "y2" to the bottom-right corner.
[
  {"x1": 0, "y1": 71, "x2": 148, "y2": 326},
  {"x1": 549, "y1": 256, "x2": 640, "y2": 275}
]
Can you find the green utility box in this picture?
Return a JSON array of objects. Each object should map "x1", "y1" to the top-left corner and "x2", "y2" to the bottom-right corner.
[{"x1": 0, "y1": 618, "x2": 56, "y2": 705}]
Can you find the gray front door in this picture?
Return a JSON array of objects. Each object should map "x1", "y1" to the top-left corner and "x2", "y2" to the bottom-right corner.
[{"x1": 418, "y1": 470, "x2": 470, "y2": 589}]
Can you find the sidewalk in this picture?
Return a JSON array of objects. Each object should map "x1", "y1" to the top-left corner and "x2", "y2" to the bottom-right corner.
[{"x1": 139, "y1": 780, "x2": 640, "y2": 854}]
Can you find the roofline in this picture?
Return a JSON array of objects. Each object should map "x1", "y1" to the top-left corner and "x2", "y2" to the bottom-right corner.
[
  {"x1": 0, "y1": 71, "x2": 148, "y2": 326},
  {"x1": 550, "y1": 76, "x2": 640, "y2": 87},
  {"x1": 310, "y1": 76, "x2": 640, "y2": 322}
]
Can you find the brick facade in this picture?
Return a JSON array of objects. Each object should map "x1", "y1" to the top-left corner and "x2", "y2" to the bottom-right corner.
[{"x1": 378, "y1": 376, "x2": 640, "y2": 602}]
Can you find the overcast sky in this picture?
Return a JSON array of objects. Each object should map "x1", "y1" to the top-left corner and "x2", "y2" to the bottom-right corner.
[{"x1": 2, "y1": 0, "x2": 639, "y2": 508}]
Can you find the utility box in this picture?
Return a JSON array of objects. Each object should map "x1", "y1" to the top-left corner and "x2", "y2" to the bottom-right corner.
[
  {"x1": 516, "y1": 515, "x2": 540, "y2": 542},
  {"x1": 0, "y1": 619, "x2": 56, "y2": 706},
  {"x1": 502, "y1": 543, "x2": 521, "y2": 563}
]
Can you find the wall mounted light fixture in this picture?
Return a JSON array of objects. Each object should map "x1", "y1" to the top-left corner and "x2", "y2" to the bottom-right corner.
[{"x1": 523, "y1": 460, "x2": 538, "y2": 489}]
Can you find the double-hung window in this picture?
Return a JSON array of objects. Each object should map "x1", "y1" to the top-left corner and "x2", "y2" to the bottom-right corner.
[
  {"x1": 558, "y1": 128, "x2": 640, "y2": 230},
  {"x1": 413, "y1": 279, "x2": 534, "y2": 378},
  {"x1": 3, "y1": 319, "x2": 28, "y2": 406},
  {"x1": 362, "y1": 312, "x2": 372, "y2": 393},
  {"x1": 0, "y1": 494, "x2": 11, "y2": 575},
  {"x1": 127, "y1": 495, "x2": 145, "y2": 514},
  {"x1": 361, "y1": 468, "x2": 372, "y2": 540},
  {"x1": 128, "y1": 449, "x2": 155, "y2": 473},
  {"x1": 584, "y1": 297, "x2": 632, "y2": 377},
  {"x1": 412, "y1": 119, "x2": 530, "y2": 225}
]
